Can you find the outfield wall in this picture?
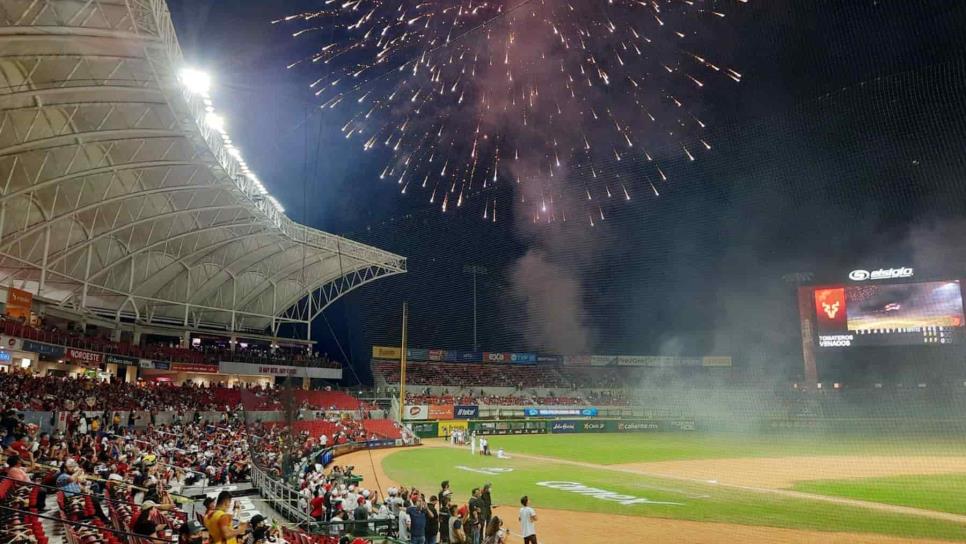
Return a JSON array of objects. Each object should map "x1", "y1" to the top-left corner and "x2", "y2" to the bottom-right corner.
[{"x1": 409, "y1": 418, "x2": 697, "y2": 438}]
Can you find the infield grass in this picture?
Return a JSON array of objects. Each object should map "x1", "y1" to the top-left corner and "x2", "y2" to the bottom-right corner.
[
  {"x1": 382, "y1": 446, "x2": 966, "y2": 540},
  {"x1": 794, "y1": 474, "x2": 966, "y2": 516},
  {"x1": 487, "y1": 432, "x2": 966, "y2": 464}
]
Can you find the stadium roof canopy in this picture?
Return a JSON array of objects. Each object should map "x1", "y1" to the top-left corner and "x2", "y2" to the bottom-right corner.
[{"x1": 0, "y1": 0, "x2": 406, "y2": 336}]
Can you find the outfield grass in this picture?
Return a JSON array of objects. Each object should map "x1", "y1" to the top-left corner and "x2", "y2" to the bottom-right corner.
[
  {"x1": 794, "y1": 474, "x2": 966, "y2": 516},
  {"x1": 487, "y1": 432, "x2": 966, "y2": 464},
  {"x1": 382, "y1": 447, "x2": 966, "y2": 540}
]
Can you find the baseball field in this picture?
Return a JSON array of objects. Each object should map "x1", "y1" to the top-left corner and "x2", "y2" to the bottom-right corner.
[{"x1": 341, "y1": 432, "x2": 966, "y2": 543}]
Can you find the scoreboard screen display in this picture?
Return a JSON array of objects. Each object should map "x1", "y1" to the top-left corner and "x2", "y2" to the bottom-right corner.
[{"x1": 814, "y1": 280, "x2": 965, "y2": 347}]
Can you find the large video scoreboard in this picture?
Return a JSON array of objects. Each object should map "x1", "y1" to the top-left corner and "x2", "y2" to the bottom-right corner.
[{"x1": 802, "y1": 268, "x2": 965, "y2": 349}]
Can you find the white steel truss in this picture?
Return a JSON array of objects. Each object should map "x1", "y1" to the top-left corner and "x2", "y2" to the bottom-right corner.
[{"x1": 0, "y1": 0, "x2": 406, "y2": 336}]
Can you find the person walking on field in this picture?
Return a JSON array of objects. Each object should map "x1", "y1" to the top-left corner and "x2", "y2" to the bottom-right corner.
[{"x1": 518, "y1": 496, "x2": 537, "y2": 544}]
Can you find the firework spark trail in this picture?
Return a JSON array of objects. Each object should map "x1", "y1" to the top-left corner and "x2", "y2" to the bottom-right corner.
[{"x1": 279, "y1": 0, "x2": 744, "y2": 225}]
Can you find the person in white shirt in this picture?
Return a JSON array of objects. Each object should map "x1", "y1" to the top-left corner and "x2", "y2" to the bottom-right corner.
[
  {"x1": 518, "y1": 495, "x2": 537, "y2": 544},
  {"x1": 397, "y1": 505, "x2": 410, "y2": 541}
]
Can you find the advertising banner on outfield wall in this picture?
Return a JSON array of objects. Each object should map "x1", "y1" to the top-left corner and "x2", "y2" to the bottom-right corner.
[
  {"x1": 536, "y1": 354, "x2": 562, "y2": 364},
  {"x1": 453, "y1": 405, "x2": 479, "y2": 419},
  {"x1": 372, "y1": 346, "x2": 401, "y2": 359},
  {"x1": 410, "y1": 421, "x2": 438, "y2": 438},
  {"x1": 591, "y1": 355, "x2": 617, "y2": 366},
  {"x1": 580, "y1": 421, "x2": 609, "y2": 433},
  {"x1": 428, "y1": 404, "x2": 454, "y2": 419},
  {"x1": 549, "y1": 421, "x2": 579, "y2": 433},
  {"x1": 702, "y1": 356, "x2": 733, "y2": 367},
  {"x1": 406, "y1": 405, "x2": 429, "y2": 420},
  {"x1": 437, "y1": 419, "x2": 468, "y2": 437},
  {"x1": 563, "y1": 355, "x2": 591, "y2": 366},
  {"x1": 615, "y1": 420, "x2": 661, "y2": 432},
  {"x1": 457, "y1": 351, "x2": 482, "y2": 362}
]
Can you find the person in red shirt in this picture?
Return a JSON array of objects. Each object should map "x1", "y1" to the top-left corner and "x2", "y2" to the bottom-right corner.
[
  {"x1": 5, "y1": 435, "x2": 33, "y2": 465},
  {"x1": 310, "y1": 487, "x2": 325, "y2": 521}
]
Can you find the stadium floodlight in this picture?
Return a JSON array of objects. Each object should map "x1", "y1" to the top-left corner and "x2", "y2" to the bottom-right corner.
[
  {"x1": 205, "y1": 112, "x2": 225, "y2": 132},
  {"x1": 179, "y1": 68, "x2": 211, "y2": 95},
  {"x1": 267, "y1": 196, "x2": 285, "y2": 212}
]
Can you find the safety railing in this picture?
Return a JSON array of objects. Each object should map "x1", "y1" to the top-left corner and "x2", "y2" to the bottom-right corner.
[{"x1": 250, "y1": 461, "x2": 313, "y2": 525}]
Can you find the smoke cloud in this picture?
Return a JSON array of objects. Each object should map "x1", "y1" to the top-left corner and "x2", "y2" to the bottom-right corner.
[{"x1": 509, "y1": 248, "x2": 591, "y2": 354}]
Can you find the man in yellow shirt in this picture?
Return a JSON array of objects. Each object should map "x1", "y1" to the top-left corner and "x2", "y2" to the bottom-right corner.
[{"x1": 204, "y1": 491, "x2": 248, "y2": 544}]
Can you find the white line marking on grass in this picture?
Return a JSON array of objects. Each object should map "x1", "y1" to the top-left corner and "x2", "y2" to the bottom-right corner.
[
  {"x1": 537, "y1": 481, "x2": 684, "y2": 506},
  {"x1": 456, "y1": 465, "x2": 514, "y2": 475}
]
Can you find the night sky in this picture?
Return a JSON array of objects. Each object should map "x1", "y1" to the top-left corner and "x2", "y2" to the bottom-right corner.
[{"x1": 166, "y1": 1, "x2": 966, "y2": 385}]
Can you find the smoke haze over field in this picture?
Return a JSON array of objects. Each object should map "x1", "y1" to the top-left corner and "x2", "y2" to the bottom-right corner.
[{"x1": 510, "y1": 248, "x2": 591, "y2": 355}]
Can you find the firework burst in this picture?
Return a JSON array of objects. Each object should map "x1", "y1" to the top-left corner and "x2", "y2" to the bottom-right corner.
[{"x1": 277, "y1": 0, "x2": 745, "y2": 225}]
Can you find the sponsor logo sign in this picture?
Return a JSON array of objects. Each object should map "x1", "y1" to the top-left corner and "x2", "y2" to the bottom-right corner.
[
  {"x1": 524, "y1": 407, "x2": 598, "y2": 417},
  {"x1": 849, "y1": 267, "x2": 913, "y2": 281},
  {"x1": 475, "y1": 427, "x2": 548, "y2": 436},
  {"x1": 22, "y1": 340, "x2": 64, "y2": 358},
  {"x1": 590, "y1": 355, "x2": 616, "y2": 366},
  {"x1": 536, "y1": 354, "x2": 562, "y2": 363},
  {"x1": 580, "y1": 421, "x2": 608, "y2": 433},
  {"x1": 550, "y1": 421, "x2": 578, "y2": 433},
  {"x1": 563, "y1": 355, "x2": 591, "y2": 366},
  {"x1": 66, "y1": 348, "x2": 102, "y2": 364},
  {"x1": 104, "y1": 354, "x2": 138, "y2": 366},
  {"x1": 483, "y1": 352, "x2": 509, "y2": 363},
  {"x1": 410, "y1": 421, "x2": 437, "y2": 437},
  {"x1": 454, "y1": 405, "x2": 479, "y2": 419},
  {"x1": 510, "y1": 352, "x2": 537, "y2": 364},
  {"x1": 428, "y1": 349, "x2": 446, "y2": 361},
  {"x1": 372, "y1": 345, "x2": 401, "y2": 359},
  {"x1": 0, "y1": 351, "x2": 11, "y2": 364},
  {"x1": 407, "y1": 348, "x2": 429, "y2": 360},
  {"x1": 217, "y1": 361, "x2": 342, "y2": 380},
  {"x1": 406, "y1": 405, "x2": 429, "y2": 420},
  {"x1": 536, "y1": 481, "x2": 682, "y2": 506},
  {"x1": 139, "y1": 359, "x2": 153, "y2": 369},
  {"x1": 5, "y1": 287, "x2": 33, "y2": 319},
  {"x1": 616, "y1": 355, "x2": 703, "y2": 367},
  {"x1": 171, "y1": 362, "x2": 218, "y2": 374},
  {"x1": 0, "y1": 335, "x2": 23, "y2": 351},
  {"x1": 366, "y1": 439, "x2": 396, "y2": 449},
  {"x1": 436, "y1": 419, "x2": 468, "y2": 437},
  {"x1": 701, "y1": 356, "x2": 732, "y2": 367},
  {"x1": 617, "y1": 421, "x2": 660, "y2": 432},
  {"x1": 152, "y1": 361, "x2": 171, "y2": 371},
  {"x1": 428, "y1": 404, "x2": 454, "y2": 420},
  {"x1": 458, "y1": 351, "x2": 482, "y2": 362}
]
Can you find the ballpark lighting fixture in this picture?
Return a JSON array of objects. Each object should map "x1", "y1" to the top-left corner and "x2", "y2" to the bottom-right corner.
[
  {"x1": 178, "y1": 67, "x2": 285, "y2": 214},
  {"x1": 179, "y1": 68, "x2": 211, "y2": 95}
]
